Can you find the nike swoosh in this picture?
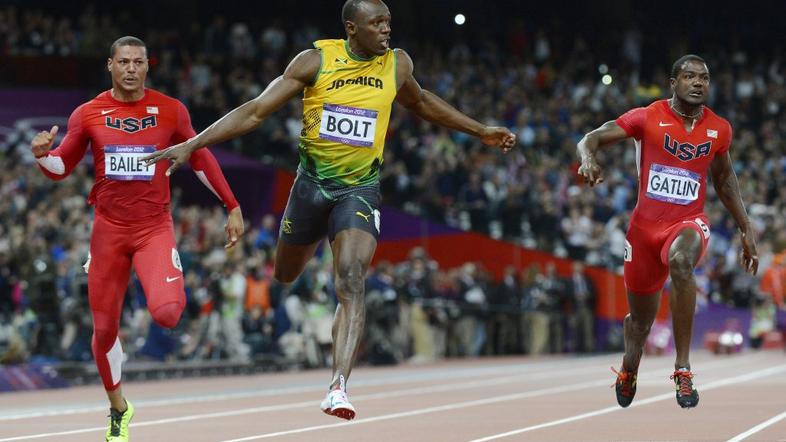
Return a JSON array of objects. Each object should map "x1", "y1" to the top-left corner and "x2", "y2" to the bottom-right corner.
[
  {"x1": 166, "y1": 276, "x2": 180, "y2": 283},
  {"x1": 101, "y1": 109, "x2": 117, "y2": 115},
  {"x1": 659, "y1": 122, "x2": 673, "y2": 127}
]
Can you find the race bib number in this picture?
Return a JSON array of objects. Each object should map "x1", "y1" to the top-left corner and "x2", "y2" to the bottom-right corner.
[
  {"x1": 645, "y1": 163, "x2": 700, "y2": 205},
  {"x1": 319, "y1": 104, "x2": 377, "y2": 147},
  {"x1": 104, "y1": 145, "x2": 156, "y2": 181}
]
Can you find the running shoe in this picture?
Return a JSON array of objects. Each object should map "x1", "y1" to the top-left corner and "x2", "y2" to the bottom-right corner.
[
  {"x1": 611, "y1": 366, "x2": 637, "y2": 408},
  {"x1": 319, "y1": 389, "x2": 356, "y2": 420},
  {"x1": 106, "y1": 399, "x2": 134, "y2": 442},
  {"x1": 671, "y1": 368, "x2": 699, "y2": 408}
]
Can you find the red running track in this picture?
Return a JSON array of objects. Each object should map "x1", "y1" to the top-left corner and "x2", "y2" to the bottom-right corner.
[{"x1": 1, "y1": 350, "x2": 785, "y2": 441}]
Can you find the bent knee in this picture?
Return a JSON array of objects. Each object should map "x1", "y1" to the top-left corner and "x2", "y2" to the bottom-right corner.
[
  {"x1": 335, "y1": 260, "x2": 365, "y2": 295},
  {"x1": 626, "y1": 314, "x2": 653, "y2": 336},
  {"x1": 668, "y1": 252, "x2": 694, "y2": 280},
  {"x1": 92, "y1": 328, "x2": 119, "y2": 352},
  {"x1": 151, "y1": 301, "x2": 184, "y2": 329}
]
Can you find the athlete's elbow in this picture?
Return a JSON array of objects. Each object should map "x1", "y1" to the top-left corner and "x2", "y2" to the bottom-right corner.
[
  {"x1": 399, "y1": 97, "x2": 421, "y2": 113},
  {"x1": 248, "y1": 97, "x2": 272, "y2": 123},
  {"x1": 583, "y1": 131, "x2": 602, "y2": 146}
]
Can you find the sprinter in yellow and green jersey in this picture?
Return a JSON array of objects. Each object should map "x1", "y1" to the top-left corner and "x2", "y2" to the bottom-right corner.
[
  {"x1": 145, "y1": 0, "x2": 517, "y2": 422},
  {"x1": 299, "y1": 38, "x2": 397, "y2": 186}
]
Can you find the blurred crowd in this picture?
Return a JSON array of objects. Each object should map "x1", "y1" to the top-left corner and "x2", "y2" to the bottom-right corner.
[
  {"x1": 2, "y1": 5, "x2": 786, "y2": 366},
  {"x1": 0, "y1": 159, "x2": 598, "y2": 367}
]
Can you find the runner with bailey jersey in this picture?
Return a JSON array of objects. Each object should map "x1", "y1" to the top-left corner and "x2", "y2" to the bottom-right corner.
[{"x1": 30, "y1": 35, "x2": 243, "y2": 442}]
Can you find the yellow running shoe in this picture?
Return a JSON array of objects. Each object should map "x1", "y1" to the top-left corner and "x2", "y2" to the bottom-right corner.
[{"x1": 106, "y1": 399, "x2": 134, "y2": 441}]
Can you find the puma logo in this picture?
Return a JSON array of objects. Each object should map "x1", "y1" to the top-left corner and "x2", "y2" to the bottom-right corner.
[{"x1": 355, "y1": 211, "x2": 370, "y2": 222}]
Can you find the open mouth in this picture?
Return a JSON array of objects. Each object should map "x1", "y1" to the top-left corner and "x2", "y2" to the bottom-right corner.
[
  {"x1": 689, "y1": 90, "x2": 703, "y2": 98},
  {"x1": 380, "y1": 39, "x2": 390, "y2": 49}
]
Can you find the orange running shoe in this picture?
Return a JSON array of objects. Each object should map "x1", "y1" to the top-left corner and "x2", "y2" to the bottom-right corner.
[
  {"x1": 670, "y1": 368, "x2": 699, "y2": 408},
  {"x1": 611, "y1": 366, "x2": 637, "y2": 408}
]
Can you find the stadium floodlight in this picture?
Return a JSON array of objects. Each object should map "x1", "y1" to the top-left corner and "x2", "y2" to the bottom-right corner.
[{"x1": 454, "y1": 14, "x2": 466, "y2": 25}]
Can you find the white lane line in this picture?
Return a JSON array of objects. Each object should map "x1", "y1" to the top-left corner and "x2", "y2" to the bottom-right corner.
[
  {"x1": 726, "y1": 409, "x2": 786, "y2": 442},
  {"x1": 0, "y1": 362, "x2": 612, "y2": 442},
  {"x1": 0, "y1": 357, "x2": 610, "y2": 420},
  {"x1": 220, "y1": 379, "x2": 612, "y2": 442},
  {"x1": 8, "y1": 350, "x2": 746, "y2": 421},
  {"x1": 0, "y1": 354, "x2": 762, "y2": 441},
  {"x1": 218, "y1": 357, "x2": 773, "y2": 442},
  {"x1": 468, "y1": 363, "x2": 786, "y2": 442}
]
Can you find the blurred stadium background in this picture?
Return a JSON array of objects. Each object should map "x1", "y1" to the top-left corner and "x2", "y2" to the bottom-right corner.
[{"x1": 1, "y1": 0, "x2": 785, "y2": 391}]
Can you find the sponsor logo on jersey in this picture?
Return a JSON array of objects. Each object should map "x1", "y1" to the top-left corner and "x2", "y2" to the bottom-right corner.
[
  {"x1": 105, "y1": 115, "x2": 157, "y2": 133},
  {"x1": 662, "y1": 133, "x2": 711, "y2": 161}
]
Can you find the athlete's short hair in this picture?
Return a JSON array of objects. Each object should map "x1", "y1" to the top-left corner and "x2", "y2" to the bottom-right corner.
[
  {"x1": 342, "y1": 0, "x2": 368, "y2": 22},
  {"x1": 110, "y1": 36, "x2": 146, "y2": 58},
  {"x1": 671, "y1": 54, "x2": 706, "y2": 79}
]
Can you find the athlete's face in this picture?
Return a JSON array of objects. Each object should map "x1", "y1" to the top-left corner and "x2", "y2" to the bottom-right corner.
[
  {"x1": 671, "y1": 60, "x2": 710, "y2": 106},
  {"x1": 346, "y1": 0, "x2": 391, "y2": 56},
  {"x1": 108, "y1": 45, "x2": 149, "y2": 94}
]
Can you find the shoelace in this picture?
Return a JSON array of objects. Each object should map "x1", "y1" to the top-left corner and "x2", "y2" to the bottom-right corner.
[
  {"x1": 610, "y1": 367, "x2": 635, "y2": 396},
  {"x1": 108, "y1": 411, "x2": 123, "y2": 437},
  {"x1": 331, "y1": 390, "x2": 349, "y2": 406},
  {"x1": 107, "y1": 410, "x2": 125, "y2": 436},
  {"x1": 670, "y1": 370, "x2": 695, "y2": 396}
]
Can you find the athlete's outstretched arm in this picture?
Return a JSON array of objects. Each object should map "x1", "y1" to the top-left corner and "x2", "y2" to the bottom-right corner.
[
  {"x1": 394, "y1": 49, "x2": 515, "y2": 151},
  {"x1": 710, "y1": 151, "x2": 758, "y2": 274},
  {"x1": 576, "y1": 121, "x2": 631, "y2": 186},
  {"x1": 144, "y1": 49, "x2": 321, "y2": 175},
  {"x1": 170, "y1": 101, "x2": 244, "y2": 248}
]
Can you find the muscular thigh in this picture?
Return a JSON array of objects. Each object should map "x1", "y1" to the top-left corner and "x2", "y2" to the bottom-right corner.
[
  {"x1": 624, "y1": 219, "x2": 669, "y2": 295},
  {"x1": 88, "y1": 214, "x2": 133, "y2": 327},
  {"x1": 279, "y1": 173, "x2": 332, "y2": 245},
  {"x1": 660, "y1": 216, "x2": 710, "y2": 266},
  {"x1": 131, "y1": 216, "x2": 184, "y2": 312},
  {"x1": 328, "y1": 182, "x2": 381, "y2": 242}
]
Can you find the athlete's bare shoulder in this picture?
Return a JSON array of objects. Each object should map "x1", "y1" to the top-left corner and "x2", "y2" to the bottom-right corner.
[
  {"x1": 393, "y1": 48, "x2": 413, "y2": 73},
  {"x1": 392, "y1": 48, "x2": 414, "y2": 91},
  {"x1": 285, "y1": 48, "x2": 322, "y2": 85}
]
